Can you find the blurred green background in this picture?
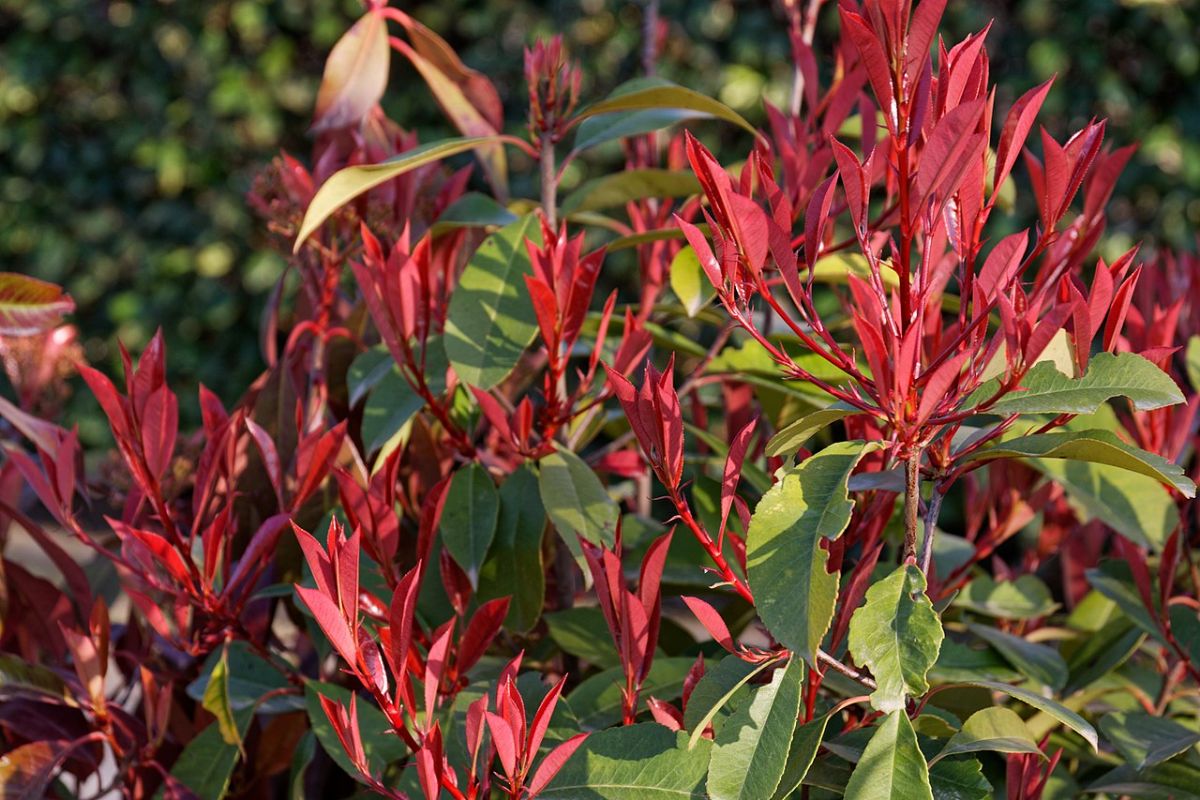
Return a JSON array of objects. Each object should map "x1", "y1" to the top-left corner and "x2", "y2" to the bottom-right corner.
[{"x1": 1, "y1": 0, "x2": 1197, "y2": 437}]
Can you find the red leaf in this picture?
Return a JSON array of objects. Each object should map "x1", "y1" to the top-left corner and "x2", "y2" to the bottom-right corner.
[
  {"x1": 387, "y1": 564, "x2": 423, "y2": 680},
  {"x1": 140, "y1": 384, "x2": 178, "y2": 481},
  {"x1": 681, "y1": 596, "x2": 736, "y2": 652},
  {"x1": 423, "y1": 620, "x2": 455, "y2": 724},
  {"x1": 457, "y1": 596, "x2": 510, "y2": 675},
  {"x1": 839, "y1": 10, "x2": 895, "y2": 130},
  {"x1": 526, "y1": 733, "x2": 588, "y2": 798},
  {"x1": 994, "y1": 79, "x2": 1053, "y2": 196},
  {"x1": 296, "y1": 585, "x2": 358, "y2": 665},
  {"x1": 526, "y1": 676, "x2": 568, "y2": 766},
  {"x1": 485, "y1": 711, "x2": 519, "y2": 780}
]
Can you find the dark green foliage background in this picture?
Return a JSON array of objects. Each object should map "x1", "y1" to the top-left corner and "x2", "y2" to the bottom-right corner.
[{"x1": 1, "y1": 0, "x2": 1196, "y2": 434}]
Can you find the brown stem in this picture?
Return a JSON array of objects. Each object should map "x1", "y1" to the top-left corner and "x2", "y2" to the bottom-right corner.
[
  {"x1": 903, "y1": 452, "x2": 921, "y2": 561},
  {"x1": 817, "y1": 650, "x2": 877, "y2": 691},
  {"x1": 918, "y1": 482, "x2": 943, "y2": 575}
]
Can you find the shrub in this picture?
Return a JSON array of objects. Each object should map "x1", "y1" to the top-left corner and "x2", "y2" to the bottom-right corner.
[{"x1": 1, "y1": 0, "x2": 1198, "y2": 798}]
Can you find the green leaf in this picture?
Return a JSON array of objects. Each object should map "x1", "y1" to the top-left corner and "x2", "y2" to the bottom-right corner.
[
  {"x1": 1186, "y1": 336, "x2": 1200, "y2": 394},
  {"x1": 0, "y1": 653, "x2": 72, "y2": 703},
  {"x1": 351, "y1": 350, "x2": 425, "y2": 455},
  {"x1": 188, "y1": 643, "x2": 295, "y2": 713},
  {"x1": 201, "y1": 643, "x2": 244, "y2": 752},
  {"x1": 966, "y1": 624, "x2": 1067, "y2": 692},
  {"x1": 574, "y1": 82, "x2": 759, "y2": 137},
  {"x1": 684, "y1": 655, "x2": 775, "y2": 746},
  {"x1": 293, "y1": 136, "x2": 507, "y2": 250},
  {"x1": 440, "y1": 463, "x2": 499, "y2": 587},
  {"x1": 561, "y1": 169, "x2": 700, "y2": 214},
  {"x1": 568, "y1": 658, "x2": 698, "y2": 730},
  {"x1": 476, "y1": 464, "x2": 546, "y2": 632},
  {"x1": 929, "y1": 757, "x2": 992, "y2": 800},
  {"x1": 1087, "y1": 560, "x2": 1164, "y2": 642},
  {"x1": 1169, "y1": 604, "x2": 1200, "y2": 666},
  {"x1": 573, "y1": 102, "x2": 711, "y2": 153},
  {"x1": 1088, "y1": 760, "x2": 1200, "y2": 799},
  {"x1": 444, "y1": 214, "x2": 544, "y2": 389},
  {"x1": 545, "y1": 607, "x2": 622, "y2": 669},
  {"x1": 747, "y1": 441, "x2": 882, "y2": 665},
  {"x1": 538, "y1": 447, "x2": 619, "y2": 560},
  {"x1": 958, "y1": 680, "x2": 1098, "y2": 751},
  {"x1": 954, "y1": 575, "x2": 1058, "y2": 620},
  {"x1": 983, "y1": 353, "x2": 1185, "y2": 416},
  {"x1": 707, "y1": 659, "x2": 804, "y2": 800},
  {"x1": 844, "y1": 711, "x2": 933, "y2": 800},
  {"x1": 765, "y1": 403, "x2": 856, "y2": 457},
  {"x1": 669, "y1": 246, "x2": 712, "y2": 318},
  {"x1": 167, "y1": 706, "x2": 254, "y2": 799},
  {"x1": 305, "y1": 681, "x2": 407, "y2": 779},
  {"x1": 432, "y1": 191, "x2": 518, "y2": 232},
  {"x1": 1100, "y1": 712, "x2": 1200, "y2": 770},
  {"x1": 965, "y1": 428, "x2": 1196, "y2": 499},
  {"x1": 933, "y1": 707, "x2": 1043, "y2": 764},
  {"x1": 848, "y1": 564, "x2": 944, "y2": 713},
  {"x1": 539, "y1": 724, "x2": 711, "y2": 799},
  {"x1": 1035, "y1": 455, "x2": 1180, "y2": 550},
  {"x1": 1064, "y1": 615, "x2": 1143, "y2": 694},
  {"x1": 769, "y1": 714, "x2": 832, "y2": 800}
]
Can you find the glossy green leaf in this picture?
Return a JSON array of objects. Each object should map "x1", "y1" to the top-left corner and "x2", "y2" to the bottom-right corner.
[
  {"x1": 684, "y1": 655, "x2": 775, "y2": 746},
  {"x1": 440, "y1": 463, "x2": 499, "y2": 587},
  {"x1": 966, "y1": 624, "x2": 1067, "y2": 692},
  {"x1": 539, "y1": 724, "x2": 711, "y2": 799},
  {"x1": 844, "y1": 711, "x2": 933, "y2": 800},
  {"x1": 707, "y1": 659, "x2": 803, "y2": 800},
  {"x1": 347, "y1": 346, "x2": 425, "y2": 455},
  {"x1": 747, "y1": 441, "x2": 882, "y2": 665},
  {"x1": 545, "y1": 607, "x2": 622, "y2": 669},
  {"x1": 476, "y1": 464, "x2": 546, "y2": 631},
  {"x1": 670, "y1": 245, "x2": 712, "y2": 318},
  {"x1": 929, "y1": 757, "x2": 992, "y2": 800},
  {"x1": 1087, "y1": 760, "x2": 1200, "y2": 799},
  {"x1": 966, "y1": 428, "x2": 1195, "y2": 498},
  {"x1": 959, "y1": 680, "x2": 1098, "y2": 751},
  {"x1": 294, "y1": 136, "x2": 506, "y2": 250},
  {"x1": 538, "y1": 446, "x2": 619, "y2": 559},
  {"x1": 444, "y1": 214, "x2": 543, "y2": 389},
  {"x1": 574, "y1": 82, "x2": 758, "y2": 137},
  {"x1": 1100, "y1": 712, "x2": 1200, "y2": 770},
  {"x1": 984, "y1": 353, "x2": 1184, "y2": 416},
  {"x1": 1064, "y1": 614, "x2": 1143, "y2": 694},
  {"x1": 933, "y1": 707, "x2": 1043, "y2": 763},
  {"x1": 769, "y1": 714, "x2": 832, "y2": 800},
  {"x1": 562, "y1": 168, "x2": 700, "y2": 214},
  {"x1": 187, "y1": 641, "x2": 294, "y2": 713},
  {"x1": 954, "y1": 574, "x2": 1057, "y2": 619},
  {"x1": 1169, "y1": 604, "x2": 1200, "y2": 666},
  {"x1": 765, "y1": 403, "x2": 856, "y2": 457},
  {"x1": 168, "y1": 706, "x2": 254, "y2": 799},
  {"x1": 848, "y1": 564, "x2": 944, "y2": 713}
]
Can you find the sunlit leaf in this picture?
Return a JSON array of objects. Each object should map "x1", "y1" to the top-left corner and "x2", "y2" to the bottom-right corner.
[{"x1": 0, "y1": 273, "x2": 75, "y2": 336}]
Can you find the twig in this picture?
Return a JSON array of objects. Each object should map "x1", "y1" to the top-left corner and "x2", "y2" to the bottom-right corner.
[{"x1": 817, "y1": 649, "x2": 877, "y2": 690}]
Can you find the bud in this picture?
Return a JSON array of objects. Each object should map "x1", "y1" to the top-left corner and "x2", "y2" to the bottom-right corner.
[{"x1": 524, "y1": 36, "x2": 582, "y2": 142}]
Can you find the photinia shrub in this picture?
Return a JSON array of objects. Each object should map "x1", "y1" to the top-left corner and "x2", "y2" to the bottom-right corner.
[{"x1": 2, "y1": 0, "x2": 1199, "y2": 798}]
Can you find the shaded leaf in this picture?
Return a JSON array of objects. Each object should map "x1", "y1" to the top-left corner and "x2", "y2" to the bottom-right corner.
[
  {"x1": 954, "y1": 575, "x2": 1057, "y2": 620},
  {"x1": 444, "y1": 214, "x2": 544, "y2": 389},
  {"x1": 683, "y1": 654, "x2": 773, "y2": 745},
  {"x1": 567, "y1": 657, "x2": 699, "y2": 730},
  {"x1": 562, "y1": 169, "x2": 701, "y2": 214},
  {"x1": 929, "y1": 757, "x2": 992, "y2": 800},
  {"x1": 538, "y1": 447, "x2": 619, "y2": 560},
  {"x1": 169, "y1": 706, "x2": 255, "y2": 799},
  {"x1": 966, "y1": 624, "x2": 1067, "y2": 692},
  {"x1": 440, "y1": 463, "x2": 500, "y2": 587},
  {"x1": 477, "y1": 464, "x2": 546, "y2": 632},
  {"x1": 305, "y1": 681, "x2": 407, "y2": 777},
  {"x1": 1100, "y1": 712, "x2": 1200, "y2": 770},
  {"x1": 769, "y1": 714, "x2": 832, "y2": 800},
  {"x1": 574, "y1": 83, "x2": 758, "y2": 137}
]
